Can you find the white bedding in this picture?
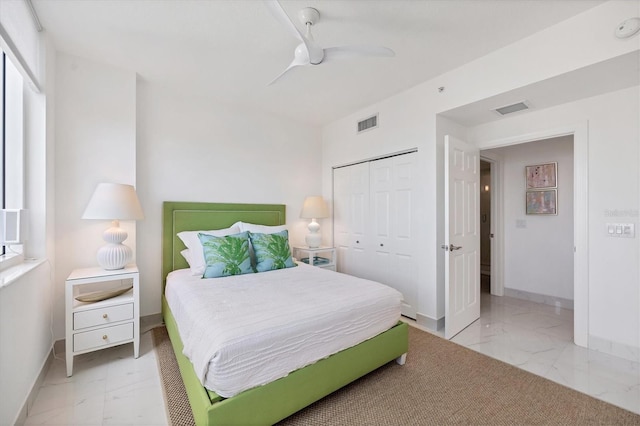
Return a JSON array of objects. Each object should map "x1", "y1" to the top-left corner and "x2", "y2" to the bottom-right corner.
[{"x1": 165, "y1": 262, "x2": 402, "y2": 398}]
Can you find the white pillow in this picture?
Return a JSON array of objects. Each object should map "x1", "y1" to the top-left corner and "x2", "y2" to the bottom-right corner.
[
  {"x1": 180, "y1": 249, "x2": 191, "y2": 266},
  {"x1": 234, "y1": 221, "x2": 287, "y2": 234},
  {"x1": 177, "y1": 225, "x2": 240, "y2": 276}
]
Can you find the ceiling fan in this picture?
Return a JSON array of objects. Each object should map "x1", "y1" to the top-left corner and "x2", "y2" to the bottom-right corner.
[{"x1": 265, "y1": 0, "x2": 395, "y2": 85}]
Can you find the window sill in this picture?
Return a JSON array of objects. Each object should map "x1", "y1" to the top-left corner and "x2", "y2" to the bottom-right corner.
[
  {"x1": 0, "y1": 257, "x2": 46, "y2": 289},
  {"x1": 0, "y1": 252, "x2": 24, "y2": 270}
]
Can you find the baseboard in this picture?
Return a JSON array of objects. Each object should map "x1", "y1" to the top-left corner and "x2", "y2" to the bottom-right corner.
[
  {"x1": 589, "y1": 334, "x2": 640, "y2": 363},
  {"x1": 503, "y1": 288, "x2": 573, "y2": 310},
  {"x1": 141, "y1": 313, "x2": 164, "y2": 333},
  {"x1": 53, "y1": 338, "x2": 65, "y2": 355},
  {"x1": 14, "y1": 346, "x2": 54, "y2": 426},
  {"x1": 416, "y1": 313, "x2": 444, "y2": 331}
]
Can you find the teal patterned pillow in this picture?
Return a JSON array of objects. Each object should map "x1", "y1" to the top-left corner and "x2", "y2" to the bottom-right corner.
[
  {"x1": 198, "y1": 231, "x2": 254, "y2": 278},
  {"x1": 249, "y1": 230, "x2": 296, "y2": 272}
]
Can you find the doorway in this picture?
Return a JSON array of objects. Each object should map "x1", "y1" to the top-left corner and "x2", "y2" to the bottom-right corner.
[
  {"x1": 440, "y1": 119, "x2": 588, "y2": 346},
  {"x1": 480, "y1": 159, "x2": 492, "y2": 294},
  {"x1": 480, "y1": 135, "x2": 575, "y2": 317}
]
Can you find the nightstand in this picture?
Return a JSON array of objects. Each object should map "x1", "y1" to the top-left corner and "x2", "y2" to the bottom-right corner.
[
  {"x1": 293, "y1": 246, "x2": 337, "y2": 271},
  {"x1": 65, "y1": 265, "x2": 140, "y2": 376}
]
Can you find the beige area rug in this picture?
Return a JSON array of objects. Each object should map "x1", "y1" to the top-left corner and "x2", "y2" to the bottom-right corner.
[
  {"x1": 152, "y1": 326, "x2": 640, "y2": 425},
  {"x1": 153, "y1": 326, "x2": 196, "y2": 426}
]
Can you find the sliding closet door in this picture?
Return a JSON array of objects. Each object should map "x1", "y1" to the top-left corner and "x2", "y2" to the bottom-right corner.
[
  {"x1": 369, "y1": 153, "x2": 418, "y2": 318},
  {"x1": 333, "y1": 162, "x2": 371, "y2": 279},
  {"x1": 333, "y1": 152, "x2": 419, "y2": 319}
]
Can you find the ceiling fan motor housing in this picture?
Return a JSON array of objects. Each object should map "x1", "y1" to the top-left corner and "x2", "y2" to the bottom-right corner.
[{"x1": 298, "y1": 7, "x2": 320, "y2": 26}]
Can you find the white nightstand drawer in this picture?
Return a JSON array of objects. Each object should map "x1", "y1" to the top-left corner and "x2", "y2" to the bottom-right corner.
[
  {"x1": 73, "y1": 323, "x2": 133, "y2": 352},
  {"x1": 74, "y1": 303, "x2": 134, "y2": 330}
]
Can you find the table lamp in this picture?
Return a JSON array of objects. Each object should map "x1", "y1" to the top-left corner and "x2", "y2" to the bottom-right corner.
[
  {"x1": 300, "y1": 196, "x2": 329, "y2": 248},
  {"x1": 82, "y1": 183, "x2": 144, "y2": 270}
]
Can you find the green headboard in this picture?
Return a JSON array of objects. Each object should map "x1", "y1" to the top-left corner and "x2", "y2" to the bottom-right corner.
[{"x1": 162, "y1": 202, "x2": 286, "y2": 289}]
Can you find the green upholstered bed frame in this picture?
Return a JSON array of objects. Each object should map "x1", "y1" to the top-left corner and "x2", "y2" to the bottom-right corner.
[{"x1": 162, "y1": 201, "x2": 409, "y2": 425}]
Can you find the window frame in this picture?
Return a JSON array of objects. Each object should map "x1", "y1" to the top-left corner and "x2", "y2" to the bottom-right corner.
[{"x1": 1, "y1": 52, "x2": 5, "y2": 256}]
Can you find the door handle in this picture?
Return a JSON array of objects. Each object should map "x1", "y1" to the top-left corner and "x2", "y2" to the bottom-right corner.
[{"x1": 441, "y1": 244, "x2": 462, "y2": 251}]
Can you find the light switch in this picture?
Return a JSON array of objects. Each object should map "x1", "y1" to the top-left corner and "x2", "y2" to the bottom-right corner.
[{"x1": 606, "y1": 223, "x2": 635, "y2": 238}]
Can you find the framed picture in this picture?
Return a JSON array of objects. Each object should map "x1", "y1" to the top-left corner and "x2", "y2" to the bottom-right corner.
[
  {"x1": 526, "y1": 162, "x2": 557, "y2": 189},
  {"x1": 526, "y1": 189, "x2": 557, "y2": 215}
]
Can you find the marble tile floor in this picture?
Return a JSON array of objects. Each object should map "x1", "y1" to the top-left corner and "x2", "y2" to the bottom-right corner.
[
  {"x1": 25, "y1": 293, "x2": 639, "y2": 425},
  {"x1": 409, "y1": 292, "x2": 640, "y2": 415},
  {"x1": 24, "y1": 330, "x2": 168, "y2": 426}
]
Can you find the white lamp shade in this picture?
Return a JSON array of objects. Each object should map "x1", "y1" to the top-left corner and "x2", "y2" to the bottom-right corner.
[
  {"x1": 300, "y1": 196, "x2": 329, "y2": 219},
  {"x1": 82, "y1": 183, "x2": 144, "y2": 220},
  {"x1": 301, "y1": 196, "x2": 328, "y2": 249},
  {"x1": 82, "y1": 183, "x2": 144, "y2": 270}
]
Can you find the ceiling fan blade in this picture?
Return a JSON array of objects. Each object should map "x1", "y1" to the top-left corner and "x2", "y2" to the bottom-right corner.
[
  {"x1": 268, "y1": 59, "x2": 305, "y2": 86},
  {"x1": 265, "y1": 0, "x2": 315, "y2": 69},
  {"x1": 324, "y1": 46, "x2": 395, "y2": 62},
  {"x1": 264, "y1": 0, "x2": 306, "y2": 44}
]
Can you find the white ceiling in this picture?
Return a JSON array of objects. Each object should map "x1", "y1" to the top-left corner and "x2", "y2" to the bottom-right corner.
[
  {"x1": 32, "y1": 0, "x2": 607, "y2": 126},
  {"x1": 441, "y1": 50, "x2": 640, "y2": 127}
]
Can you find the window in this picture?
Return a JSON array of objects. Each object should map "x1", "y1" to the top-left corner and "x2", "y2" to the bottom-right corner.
[
  {"x1": 1, "y1": 52, "x2": 5, "y2": 256},
  {"x1": 0, "y1": 50, "x2": 24, "y2": 259}
]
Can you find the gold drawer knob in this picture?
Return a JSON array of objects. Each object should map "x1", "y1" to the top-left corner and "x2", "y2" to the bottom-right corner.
[
  {"x1": 102, "y1": 314, "x2": 108, "y2": 319},
  {"x1": 102, "y1": 335, "x2": 108, "y2": 340}
]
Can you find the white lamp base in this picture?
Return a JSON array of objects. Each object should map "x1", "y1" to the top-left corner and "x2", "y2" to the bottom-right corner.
[
  {"x1": 305, "y1": 218, "x2": 322, "y2": 248},
  {"x1": 97, "y1": 220, "x2": 132, "y2": 270},
  {"x1": 97, "y1": 244, "x2": 132, "y2": 270}
]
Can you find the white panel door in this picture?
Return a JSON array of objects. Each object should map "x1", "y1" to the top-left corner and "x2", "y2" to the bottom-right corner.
[
  {"x1": 350, "y1": 162, "x2": 371, "y2": 279},
  {"x1": 445, "y1": 136, "x2": 480, "y2": 339},
  {"x1": 369, "y1": 153, "x2": 418, "y2": 318},
  {"x1": 333, "y1": 163, "x2": 370, "y2": 278},
  {"x1": 333, "y1": 166, "x2": 352, "y2": 274},
  {"x1": 369, "y1": 157, "x2": 393, "y2": 286}
]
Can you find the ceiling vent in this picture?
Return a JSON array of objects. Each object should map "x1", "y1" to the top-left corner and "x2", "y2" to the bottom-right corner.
[
  {"x1": 493, "y1": 101, "x2": 530, "y2": 116},
  {"x1": 357, "y1": 114, "x2": 378, "y2": 133}
]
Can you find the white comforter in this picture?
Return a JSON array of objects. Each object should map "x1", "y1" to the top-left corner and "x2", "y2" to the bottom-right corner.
[{"x1": 165, "y1": 263, "x2": 402, "y2": 398}]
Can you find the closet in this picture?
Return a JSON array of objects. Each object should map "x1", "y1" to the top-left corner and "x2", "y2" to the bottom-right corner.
[{"x1": 333, "y1": 151, "x2": 418, "y2": 318}]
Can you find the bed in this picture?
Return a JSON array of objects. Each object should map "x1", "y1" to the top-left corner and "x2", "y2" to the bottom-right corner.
[{"x1": 161, "y1": 201, "x2": 409, "y2": 425}]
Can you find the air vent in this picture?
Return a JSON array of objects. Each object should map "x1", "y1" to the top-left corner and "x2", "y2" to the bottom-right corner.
[
  {"x1": 357, "y1": 114, "x2": 378, "y2": 133},
  {"x1": 493, "y1": 101, "x2": 530, "y2": 116}
]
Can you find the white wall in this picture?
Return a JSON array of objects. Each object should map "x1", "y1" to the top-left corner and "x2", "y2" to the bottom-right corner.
[
  {"x1": 321, "y1": 0, "x2": 640, "y2": 358},
  {"x1": 431, "y1": 0, "x2": 639, "y2": 114},
  {"x1": 0, "y1": 264, "x2": 54, "y2": 425},
  {"x1": 135, "y1": 82, "x2": 322, "y2": 316},
  {"x1": 54, "y1": 53, "x2": 137, "y2": 337},
  {"x1": 43, "y1": 0, "x2": 640, "y2": 360},
  {"x1": 322, "y1": 90, "x2": 435, "y2": 325},
  {"x1": 51, "y1": 54, "x2": 322, "y2": 333},
  {"x1": 484, "y1": 136, "x2": 574, "y2": 302},
  {"x1": 0, "y1": 38, "x2": 55, "y2": 426},
  {"x1": 470, "y1": 86, "x2": 639, "y2": 356}
]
